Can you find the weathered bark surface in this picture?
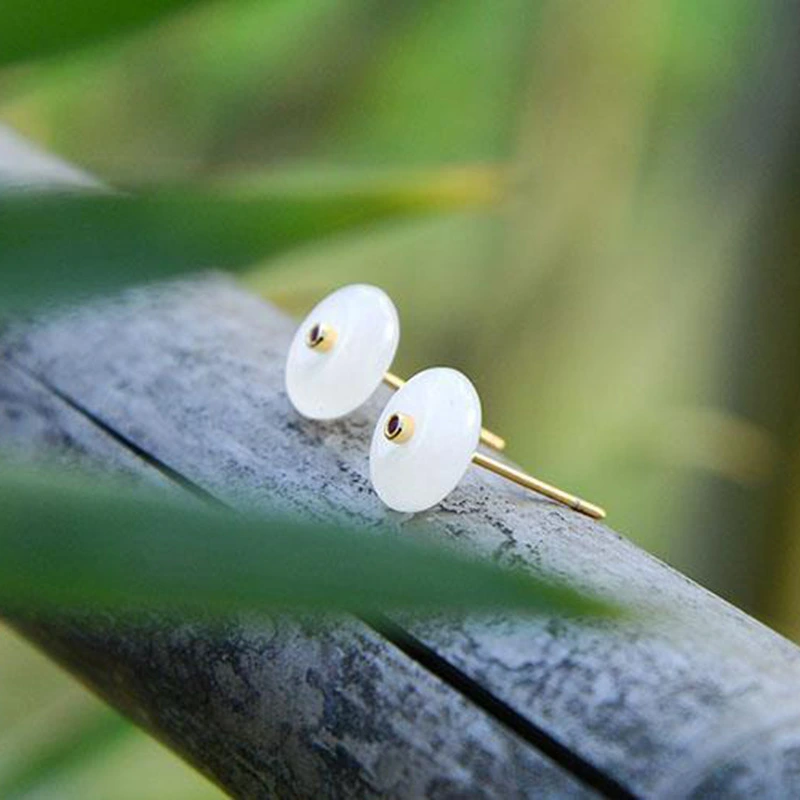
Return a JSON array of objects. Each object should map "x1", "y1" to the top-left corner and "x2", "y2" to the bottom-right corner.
[
  {"x1": 0, "y1": 125, "x2": 100, "y2": 191},
  {"x1": 3, "y1": 127, "x2": 800, "y2": 799}
]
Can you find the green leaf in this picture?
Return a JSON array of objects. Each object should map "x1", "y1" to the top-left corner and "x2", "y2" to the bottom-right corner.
[
  {"x1": 0, "y1": 172, "x2": 498, "y2": 310},
  {"x1": 323, "y1": 0, "x2": 539, "y2": 164},
  {"x1": 0, "y1": 0, "x2": 209, "y2": 70},
  {"x1": 0, "y1": 468, "x2": 610, "y2": 618}
]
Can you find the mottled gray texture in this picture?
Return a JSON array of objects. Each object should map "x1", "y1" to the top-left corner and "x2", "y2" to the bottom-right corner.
[
  {"x1": 3, "y1": 277, "x2": 800, "y2": 799},
  {"x1": 13, "y1": 609, "x2": 593, "y2": 800},
  {"x1": 0, "y1": 125, "x2": 100, "y2": 193},
  {"x1": 0, "y1": 305, "x2": 595, "y2": 799},
  {"x1": 0, "y1": 360, "x2": 168, "y2": 485}
]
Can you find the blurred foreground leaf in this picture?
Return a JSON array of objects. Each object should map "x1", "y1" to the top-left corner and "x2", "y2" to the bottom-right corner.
[
  {"x1": 0, "y1": 469, "x2": 608, "y2": 617},
  {"x1": 0, "y1": 171, "x2": 498, "y2": 309},
  {"x1": 0, "y1": 0, "x2": 209, "y2": 70}
]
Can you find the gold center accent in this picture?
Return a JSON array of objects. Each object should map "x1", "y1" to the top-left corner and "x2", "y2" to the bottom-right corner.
[
  {"x1": 306, "y1": 322, "x2": 337, "y2": 352},
  {"x1": 384, "y1": 412, "x2": 415, "y2": 444}
]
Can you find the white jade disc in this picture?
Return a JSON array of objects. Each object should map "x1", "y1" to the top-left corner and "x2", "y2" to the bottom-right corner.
[
  {"x1": 370, "y1": 368, "x2": 482, "y2": 513},
  {"x1": 285, "y1": 284, "x2": 400, "y2": 419}
]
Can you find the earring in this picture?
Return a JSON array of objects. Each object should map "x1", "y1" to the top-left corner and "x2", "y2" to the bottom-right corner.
[
  {"x1": 284, "y1": 284, "x2": 506, "y2": 450},
  {"x1": 369, "y1": 367, "x2": 606, "y2": 519}
]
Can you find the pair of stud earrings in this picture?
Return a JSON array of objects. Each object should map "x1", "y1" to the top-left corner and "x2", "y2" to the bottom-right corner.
[{"x1": 284, "y1": 284, "x2": 606, "y2": 519}]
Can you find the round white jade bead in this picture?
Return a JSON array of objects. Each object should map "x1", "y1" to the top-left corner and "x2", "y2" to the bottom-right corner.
[
  {"x1": 370, "y1": 368, "x2": 482, "y2": 513},
  {"x1": 285, "y1": 284, "x2": 399, "y2": 420}
]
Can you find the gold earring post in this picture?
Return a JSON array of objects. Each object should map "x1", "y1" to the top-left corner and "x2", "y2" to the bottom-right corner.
[
  {"x1": 383, "y1": 372, "x2": 507, "y2": 452},
  {"x1": 472, "y1": 452, "x2": 606, "y2": 520}
]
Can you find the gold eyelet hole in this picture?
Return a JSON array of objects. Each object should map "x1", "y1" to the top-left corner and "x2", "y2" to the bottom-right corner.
[
  {"x1": 384, "y1": 412, "x2": 415, "y2": 444},
  {"x1": 306, "y1": 322, "x2": 337, "y2": 352}
]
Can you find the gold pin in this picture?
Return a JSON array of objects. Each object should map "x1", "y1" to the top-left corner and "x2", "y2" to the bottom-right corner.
[
  {"x1": 471, "y1": 453, "x2": 606, "y2": 519},
  {"x1": 381, "y1": 399, "x2": 606, "y2": 521},
  {"x1": 306, "y1": 321, "x2": 507, "y2": 452}
]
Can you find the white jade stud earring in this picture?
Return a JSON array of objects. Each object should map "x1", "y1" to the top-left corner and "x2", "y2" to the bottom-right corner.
[
  {"x1": 370, "y1": 367, "x2": 606, "y2": 519},
  {"x1": 284, "y1": 284, "x2": 506, "y2": 449},
  {"x1": 285, "y1": 284, "x2": 399, "y2": 420}
]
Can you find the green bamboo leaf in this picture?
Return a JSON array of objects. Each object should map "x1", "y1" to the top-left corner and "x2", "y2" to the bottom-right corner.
[
  {"x1": 0, "y1": 0, "x2": 210, "y2": 69},
  {"x1": 0, "y1": 468, "x2": 610, "y2": 617},
  {"x1": 0, "y1": 174, "x2": 497, "y2": 310}
]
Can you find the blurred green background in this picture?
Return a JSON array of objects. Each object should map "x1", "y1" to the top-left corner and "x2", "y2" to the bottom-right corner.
[{"x1": 2, "y1": 0, "x2": 799, "y2": 796}]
